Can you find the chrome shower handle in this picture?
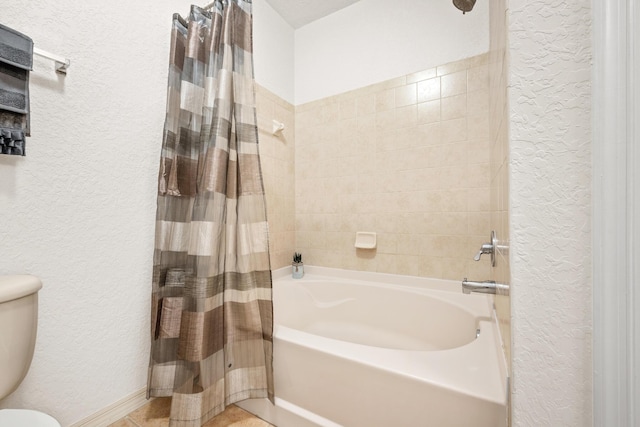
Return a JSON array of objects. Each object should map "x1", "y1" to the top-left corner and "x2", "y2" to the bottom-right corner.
[
  {"x1": 474, "y1": 243, "x2": 494, "y2": 261},
  {"x1": 473, "y1": 231, "x2": 497, "y2": 267}
]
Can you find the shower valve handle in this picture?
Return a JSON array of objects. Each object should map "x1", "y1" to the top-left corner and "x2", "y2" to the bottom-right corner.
[
  {"x1": 474, "y1": 244, "x2": 494, "y2": 261},
  {"x1": 473, "y1": 231, "x2": 497, "y2": 267}
]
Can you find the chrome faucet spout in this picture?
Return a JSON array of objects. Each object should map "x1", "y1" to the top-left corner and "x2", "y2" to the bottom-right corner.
[{"x1": 462, "y1": 278, "x2": 510, "y2": 295}]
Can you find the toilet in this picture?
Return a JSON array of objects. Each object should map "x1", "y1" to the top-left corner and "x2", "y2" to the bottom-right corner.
[{"x1": 0, "y1": 275, "x2": 61, "y2": 426}]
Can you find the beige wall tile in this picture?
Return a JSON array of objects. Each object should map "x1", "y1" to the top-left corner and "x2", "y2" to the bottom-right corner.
[
  {"x1": 489, "y1": 0, "x2": 510, "y2": 373},
  {"x1": 441, "y1": 94, "x2": 467, "y2": 121},
  {"x1": 357, "y1": 114, "x2": 377, "y2": 137},
  {"x1": 396, "y1": 255, "x2": 423, "y2": 276},
  {"x1": 467, "y1": 64, "x2": 489, "y2": 92},
  {"x1": 407, "y1": 67, "x2": 437, "y2": 84},
  {"x1": 377, "y1": 233, "x2": 398, "y2": 254},
  {"x1": 395, "y1": 83, "x2": 417, "y2": 107},
  {"x1": 440, "y1": 257, "x2": 467, "y2": 280},
  {"x1": 375, "y1": 88, "x2": 395, "y2": 112},
  {"x1": 376, "y1": 253, "x2": 398, "y2": 274},
  {"x1": 357, "y1": 93, "x2": 376, "y2": 116},
  {"x1": 467, "y1": 163, "x2": 490, "y2": 188},
  {"x1": 467, "y1": 139, "x2": 491, "y2": 164},
  {"x1": 468, "y1": 113, "x2": 490, "y2": 139},
  {"x1": 340, "y1": 98, "x2": 357, "y2": 119},
  {"x1": 322, "y1": 102, "x2": 340, "y2": 124},
  {"x1": 441, "y1": 70, "x2": 467, "y2": 97},
  {"x1": 418, "y1": 122, "x2": 443, "y2": 146},
  {"x1": 468, "y1": 212, "x2": 491, "y2": 235},
  {"x1": 468, "y1": 89, "x2": 490, "y2": 116},
  {"x1": 417, "y1": 77, "x2": 441, "y2": 102},
  {"x1": 396, "y1": 233, "x2": 423, "y2": 255},
  {"x1": 468, "y1": 187, "x2": 491, "y2": 212},
  {"x1": 418, "y1": 100, "x2": 441, "y2": 124},
  {"x1": 441, "y1": 117, "x2": 468, "y2": 142},
  {"x1": 466, "y1": 258, "x2": 491, "y2": 279},
  {"x1": 294, "y1": 55, "x2": 492, "y2": 281},
  {"x1": 420, "y1": 256, "x2": 444, "y2": 278},
  {"x1": 257, "y1": 86, "x2": 295, "y2": 269},
  {"x1": 439, "y1": 189, "x2": 468, "y2": 211},
  {"x1": 396, "y1": 105, "x2": 418, "y2": 129},
  {"x1": 376, "y1": 109, "x2": 397, "y2": 131},
  {"x1": 422, "y1": 235, "x2": 467, "y2": 258}
]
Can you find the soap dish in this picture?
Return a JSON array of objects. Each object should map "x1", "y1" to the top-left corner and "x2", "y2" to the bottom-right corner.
[{"x1": 354, "y1": 232, "x2": 377, "y2": 249}]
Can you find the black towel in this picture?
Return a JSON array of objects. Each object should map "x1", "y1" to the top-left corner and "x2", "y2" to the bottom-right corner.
[{"x1": 0, "y1": 23, "x2": 32, "y2": 156}]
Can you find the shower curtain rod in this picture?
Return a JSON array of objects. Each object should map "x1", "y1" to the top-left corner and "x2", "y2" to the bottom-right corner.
[{"x1": 34, "y1": 47, "x2": 70, "y2": 75}]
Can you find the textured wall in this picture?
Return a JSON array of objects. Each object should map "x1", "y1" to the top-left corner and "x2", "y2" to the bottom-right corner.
[
  {"x1": 0, "y1": 0, "x2": 191, "y2": 424},
  {"x1": 508, "y1": 0, "x2": 592, "y2": 425},
  {"x1": 295, "y1": 54, "x2": 492, "y2": 280},
  {"x1": 0, "y1": 1, "x2": 291, "y2": 425}
]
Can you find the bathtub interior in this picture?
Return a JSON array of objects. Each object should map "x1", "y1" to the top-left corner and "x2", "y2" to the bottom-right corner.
[{"x1": 275, "y1": 278, "x2": 492, "y2": 350}]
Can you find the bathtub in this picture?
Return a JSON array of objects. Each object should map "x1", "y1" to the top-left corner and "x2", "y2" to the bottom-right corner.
[{"x1": 238, "y1": 266, "x2": 508, "y2": 427}]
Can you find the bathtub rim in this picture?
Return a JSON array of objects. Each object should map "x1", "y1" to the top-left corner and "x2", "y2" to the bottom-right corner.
[{"x1": 273, "y1": 265, "x2": 469, "y2": 294}]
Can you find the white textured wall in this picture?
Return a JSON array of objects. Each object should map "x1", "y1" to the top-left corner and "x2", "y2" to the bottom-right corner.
[
  {"x1": 508, "y1": 0, "x2": 592, "y2": 425},
  {"x1": 0, "y1": 1, "x2": 191, "y2": 424},
  {"x1": 0, "y1": 1, "x2": 287, "y2": 425},
  {"x1": 294, "y1": 0, "x2": 489, "y2": 104}
]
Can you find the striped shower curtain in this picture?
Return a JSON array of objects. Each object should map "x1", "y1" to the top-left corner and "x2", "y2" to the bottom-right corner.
[{"x1": 147, "y1": 1, "x2": 273, "y2": 425}]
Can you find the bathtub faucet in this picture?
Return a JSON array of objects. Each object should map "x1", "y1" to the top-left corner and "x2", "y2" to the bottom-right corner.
[{"x1": 462, "y1": 278, "x2": 510, "y2": 295}]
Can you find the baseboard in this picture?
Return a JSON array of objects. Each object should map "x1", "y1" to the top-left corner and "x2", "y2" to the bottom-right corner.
[{"x1": 68, "y1": 388, "x2": 149, "y2": 427}]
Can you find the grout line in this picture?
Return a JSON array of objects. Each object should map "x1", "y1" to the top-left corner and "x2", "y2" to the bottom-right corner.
[{"x1": 125, "y1": 416, "x2": 142, "y2": 427}]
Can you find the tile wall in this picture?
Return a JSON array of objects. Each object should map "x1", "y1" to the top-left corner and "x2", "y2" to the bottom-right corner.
[
  {"x1": 294, "y1": 54, "x2": 492, "y2": 280},
  {"x1": 489, "y1": 0, "x2": 511, "y2": 375},
  {"x1": 256, "y1": 85, "x2": 296, "y2": 269}
]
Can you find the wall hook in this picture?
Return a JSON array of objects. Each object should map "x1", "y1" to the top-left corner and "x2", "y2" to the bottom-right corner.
[{"x1": 272, "y1": 120, "x2": 285, "y2": 135}]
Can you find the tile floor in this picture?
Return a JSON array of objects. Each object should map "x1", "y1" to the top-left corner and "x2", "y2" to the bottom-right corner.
[{"x1": 108, "y1": 398, "x2": 274, "y2": 427}]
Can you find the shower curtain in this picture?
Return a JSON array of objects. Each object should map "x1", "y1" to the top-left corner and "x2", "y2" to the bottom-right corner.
[{"x1": 147, "y1": 1, "x2": 273, "y2": 425}]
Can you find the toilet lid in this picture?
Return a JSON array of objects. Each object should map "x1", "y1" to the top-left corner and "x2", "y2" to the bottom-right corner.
[{"x1": 0, "y1": 409, "x2": 61, "y2": 427}]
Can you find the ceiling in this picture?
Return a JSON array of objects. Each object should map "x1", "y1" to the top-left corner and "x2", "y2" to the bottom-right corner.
[{"x1": 264, "y1": 0, "x2": 361, "y2": 29}]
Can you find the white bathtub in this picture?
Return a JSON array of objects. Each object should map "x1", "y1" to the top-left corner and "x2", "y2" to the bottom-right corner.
[{"x1": 238, "y1": 266, "x2": 508, "y2": 427}]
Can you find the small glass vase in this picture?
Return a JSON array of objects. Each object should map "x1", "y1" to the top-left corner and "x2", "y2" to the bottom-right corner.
[{"x1": 292, "y1": 262, "x2": 304, "y2": 279}]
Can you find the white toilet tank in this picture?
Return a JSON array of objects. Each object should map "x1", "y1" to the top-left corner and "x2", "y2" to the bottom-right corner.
[{"x1": 0, "y1": 275, "x2": 42, "y2": 400}]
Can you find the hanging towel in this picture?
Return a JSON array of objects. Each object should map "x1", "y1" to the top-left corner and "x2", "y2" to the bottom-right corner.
[
  {"x1": 0, "y1": 23, "x2": 32, "y2": 156},
  {"x1": 0, "y1": 23, "x2": 33, "y2": 70}
]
